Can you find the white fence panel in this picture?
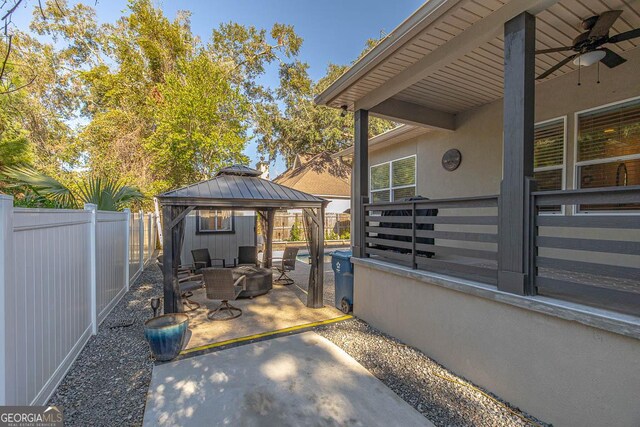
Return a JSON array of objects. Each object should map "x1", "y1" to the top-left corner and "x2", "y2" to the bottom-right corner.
[
  {"x1": 0, "y1": 198, "x2": 156, "y2": 406},
  {"x1": 5, "y1": 206, "x2": 92, "y2": 405},
  {"x1": 96, "y1": 211, "x2": 128, "y2": 324}
]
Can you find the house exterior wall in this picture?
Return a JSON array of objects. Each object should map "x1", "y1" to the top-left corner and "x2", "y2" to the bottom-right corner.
[
  {"x1": 353, "y1": 260, "x2": 640, "y2": 427},
  {"x1": 369, "y1": 47, "x2": 640, "y2": 201},
  {"x1": 366, "y1": 47, "x2": 640, "y2": 258}
]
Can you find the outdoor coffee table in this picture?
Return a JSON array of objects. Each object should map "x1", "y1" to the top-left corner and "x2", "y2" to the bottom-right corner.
[{"x1": 232, "y1": 265, "x2": 272, "y2": 298}]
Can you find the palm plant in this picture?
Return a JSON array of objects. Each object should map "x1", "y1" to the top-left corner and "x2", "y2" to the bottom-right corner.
[{"x1": 1, "y1": 166, "x2": 144, "y2": 211}]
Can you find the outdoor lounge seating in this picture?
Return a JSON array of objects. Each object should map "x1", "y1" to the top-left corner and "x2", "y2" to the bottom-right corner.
[
  {"x1": 203, "y1": 267, "x2": 245, "y2": 320},
  {"x1": 272, "y1": 247, "x2": 299, "y2": 285},
  {"x1": 157, "y1": 258, "x2": 203, "y2": 312},
  {"x1": 191, "y1": 248, "x2": 226, "y2": 271},
  {"x1": 236, "y1": 245, "x2": 258, "y2": 266}
]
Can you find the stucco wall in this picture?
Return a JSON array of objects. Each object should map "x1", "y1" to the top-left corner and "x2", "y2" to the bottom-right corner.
[
  {"x1": 368, "y1": 47, "x2": 640, "y2": 200},
  {"x1": 353, "y1": 261, "x2": 640, "y2": 427}
]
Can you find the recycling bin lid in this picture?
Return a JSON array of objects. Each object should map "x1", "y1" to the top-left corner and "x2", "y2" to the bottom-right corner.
[{"x1": 331, "y1": 250, "x2": 353, "y2": 260}]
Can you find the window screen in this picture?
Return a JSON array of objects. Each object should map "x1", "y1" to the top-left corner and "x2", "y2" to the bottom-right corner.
[
  {"x1": 197, "y1": 210, "x2": 234, "y2": 233},
  {"x1": 370, "y1": 156, "x2": 416, "y2": 202},
  {"x1": 534, "y1": 119, "x2": 565, "y2": 212}
]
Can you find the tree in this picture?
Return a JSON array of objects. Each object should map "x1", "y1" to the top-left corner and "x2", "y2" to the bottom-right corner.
[
  {"x1": 145, "y1": 53, "x2": 249, "y2": 190},
  {"x1": 255, "y1": 39, "x2": 396, "y2": 167}
]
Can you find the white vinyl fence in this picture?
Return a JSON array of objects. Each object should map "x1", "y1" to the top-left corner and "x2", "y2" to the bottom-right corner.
[{"x1": 0, "y1": 196, "x2": 157, "y2": 406}]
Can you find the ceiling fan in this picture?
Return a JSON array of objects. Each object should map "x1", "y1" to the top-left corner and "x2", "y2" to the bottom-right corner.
[{"x1": 536, "y1": 10, "x2": 640, "y2": 80}]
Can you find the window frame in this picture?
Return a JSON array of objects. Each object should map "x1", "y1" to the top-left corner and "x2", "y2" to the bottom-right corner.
[
  {"x1": 195, "y1": 209, "x2": 235, "y2": 234},
  {"x1": 534, "y1": 116, "x2": 567, "y2": 215},
  {"x1": 573, "y1": 95, "x2": 640, "y2": 215},
  {"x1": 369, "y1": 154, "x2": 417, "y2": 202}
]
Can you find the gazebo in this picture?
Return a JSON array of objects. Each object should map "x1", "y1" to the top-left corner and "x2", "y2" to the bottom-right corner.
[{"x1": 156, "y1": 165, "x2": 329, "y2": 313}]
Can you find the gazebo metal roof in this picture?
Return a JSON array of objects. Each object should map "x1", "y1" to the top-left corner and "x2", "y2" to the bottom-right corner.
[{"x1": 157, "y1": 165, "x2": 327, "y2": 209}]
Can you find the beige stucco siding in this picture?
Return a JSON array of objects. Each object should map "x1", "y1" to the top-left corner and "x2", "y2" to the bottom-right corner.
[
  {"x1": 369, "y1": 47, "x2": 640, "y2": 200},
  {"x1": 354, "y1": 262, "x2": 640, "y2": 427}
]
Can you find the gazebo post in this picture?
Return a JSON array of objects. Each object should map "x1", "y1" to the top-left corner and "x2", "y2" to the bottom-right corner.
[
  {"x1": 258, "y1": 209, "x2": 275, "y2": 268},
  {"x1": 161, "y1": 204, "x2": 192, "y2": 314},
  {"x1": 266, "y1": 209, "x2": 275, "y2": 268},
  {"x1": 304, "y1": 205, "x2": 325, "y2": 308}
]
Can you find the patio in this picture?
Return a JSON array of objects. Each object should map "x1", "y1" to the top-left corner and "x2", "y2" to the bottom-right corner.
[{"x1": 180, "y1": 283, "x2": 346, "y2": 354}]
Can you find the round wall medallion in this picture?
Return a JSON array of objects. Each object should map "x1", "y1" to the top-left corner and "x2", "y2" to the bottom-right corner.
[{"x1": 442, "y1": 149, "x2": 462, "y2": 171}]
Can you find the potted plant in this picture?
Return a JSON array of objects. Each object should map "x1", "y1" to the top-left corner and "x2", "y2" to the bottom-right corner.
[{"x1": 144, "y1": 313, "x2": 189, "y2": 361}]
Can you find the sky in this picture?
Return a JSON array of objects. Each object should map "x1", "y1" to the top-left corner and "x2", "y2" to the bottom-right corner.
[{"x1": 11, "y1": 0, "x2": 423, "y2": 176}]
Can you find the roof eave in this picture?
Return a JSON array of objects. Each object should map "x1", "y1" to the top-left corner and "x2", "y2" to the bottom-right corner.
[
  {"x1": 314, "y1": 0, "x2": 454, "y2": 108},
  {"x1": 331, "y1": 124, "x2": 429, "y2": 157}
]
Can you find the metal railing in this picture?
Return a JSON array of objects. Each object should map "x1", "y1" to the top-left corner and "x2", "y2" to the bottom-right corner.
[
  {"x1": 364, "y1": 195, "x2": 499, "y2": 285},
  {"x1": 531, "y1": 185, "x2": 640, "y2": 315}
]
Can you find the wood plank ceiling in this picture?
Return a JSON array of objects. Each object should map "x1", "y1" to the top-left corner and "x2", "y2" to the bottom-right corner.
[{"x1": 329, "y1": 0, "x2": 640, "y2": 115}]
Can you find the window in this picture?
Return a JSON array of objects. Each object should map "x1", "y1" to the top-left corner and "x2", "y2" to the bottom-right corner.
[
  {"x1": 370, "y1": 155, "x2": 416, "y2": 202},
  {"x1": 534, "y1": 118, "x2": 565, "y2": 212},
  {"x1": 576, "y1": 98, "x2": 640, "y2": 211},
  {"x1": 196, "y1": 210, "x2": 234, "y2": 233}
]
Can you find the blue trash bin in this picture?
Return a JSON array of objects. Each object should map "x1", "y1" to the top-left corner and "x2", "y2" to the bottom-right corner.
[{"x1": 331, "y1": 250, "x2": 353, "y2": 314}]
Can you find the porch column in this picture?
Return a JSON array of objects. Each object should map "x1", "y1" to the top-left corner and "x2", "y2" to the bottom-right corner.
[
  {"x1": 498, "y1": 12, "x2": 536, "y2": 295},
  {"x1": 352, "y1": 109, "x2": 369, "y2": 258}
]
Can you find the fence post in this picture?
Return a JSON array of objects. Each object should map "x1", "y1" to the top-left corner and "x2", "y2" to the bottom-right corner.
[
  {"x1": 124, "y1": 209, "x2": 131, "y2": 291},
  {"x1": 139, "y1": 210, "x2": 144, "y2": 272},
  {"x1": 147, "y1": 213, "x2": 152, "y2": 262},
  {"x1": 84, "y1": 203, "x2": 98, "y2": 335},
  {"x1": 0, "y1": 195, "x2": 14, "y2": 404}
]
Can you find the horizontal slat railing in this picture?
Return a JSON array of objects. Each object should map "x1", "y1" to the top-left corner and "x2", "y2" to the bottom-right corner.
[
  {"x1": 364, "y1": 195, "x2": 499, "y2": 285},
  {"x1": 532, "y1": 186, "x2": 640, "y2": 315}
]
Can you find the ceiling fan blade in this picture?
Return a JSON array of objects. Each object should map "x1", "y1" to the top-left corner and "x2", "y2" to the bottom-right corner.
[
  {"x1": 600, "y1": 48, "x2": 627, "y2": 68},
  {"x1": 609, "y1": 28, "x2": 640, "y2": 43},
  {"x1": 536, "y1": 46, "x2": 574, "y2": 54},
  {"x1": 536, "y1": 54, "x2": 576, "y2": 80},
  {"x1": 588, "y1": 10, "x2": 623, "y2": 38}
]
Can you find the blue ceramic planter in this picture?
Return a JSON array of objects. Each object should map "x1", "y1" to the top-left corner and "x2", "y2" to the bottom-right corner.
[{"x1": 144, "y1": 313, "x2": 189, "y2": 361}]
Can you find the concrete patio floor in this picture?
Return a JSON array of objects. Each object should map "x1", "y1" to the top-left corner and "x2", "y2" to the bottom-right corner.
[
  {"x1": 144, "y1": 332, "x2": 433, "y2": 426},
  {"x1": 182, "y1": 283, "x2": 345, "y2": 353}
]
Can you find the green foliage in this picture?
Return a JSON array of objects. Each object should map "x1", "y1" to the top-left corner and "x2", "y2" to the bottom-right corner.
[
  {"x1": 255, "y1": 39, "x2": 396, "y2": 167},
  {"x1": 1, "y1": 166, "x2": 143, "y2": 210},
  {"x1": 325, "y1": 230, "x2": 339, "y2": 241},
  {"x1": 289, "y1": 221, "x2": 302, "y2": 241},
  {"x1": 0, "y1": 94, "x2": 33, "y2": 170},
  {"x1": 339, "y1": 230, "x2": 350, "y2": 241},
  {"x1": 146, "y1": 53, "x2": 249, "y2": 187}
]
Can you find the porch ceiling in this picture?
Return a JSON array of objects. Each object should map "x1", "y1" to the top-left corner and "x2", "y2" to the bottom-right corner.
[{"x1": 318, "y1": 0, "x2": 640, "y2": 119}]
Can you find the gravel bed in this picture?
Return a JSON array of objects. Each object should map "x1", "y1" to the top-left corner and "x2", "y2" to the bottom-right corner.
[
  {"x1": 290, "y1": 259, "x2": 548, "y2": 426},
  {"x1": 48, "y1": 266, "x2": 162, "y2": 427},
  {"x1": 315, "y1": 319, "x2": 549, "y2": 427}
]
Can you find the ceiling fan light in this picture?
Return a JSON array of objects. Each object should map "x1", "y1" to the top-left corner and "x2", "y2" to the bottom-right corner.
[{"x1": 573, "y1": 50, "x2": 606, "y2": 67}]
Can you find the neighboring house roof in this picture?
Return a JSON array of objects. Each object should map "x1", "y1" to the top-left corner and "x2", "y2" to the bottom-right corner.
[
  {"x1": 157, "y1": 165, "x2": 326, "y2": 209},
  {"x1": 333, "y1": 125, "x2": 429, "y2": 158},
  {"x1": 273, "y1": 152, "x2": 351, "y2": 198}
]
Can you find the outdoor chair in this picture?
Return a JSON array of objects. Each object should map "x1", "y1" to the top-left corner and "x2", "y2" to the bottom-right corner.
[
  {"x1": 157, "y1": 258, "x2": 203, "y2": 312},
  {"x1": 272, "y1": 247, "x2": 299, "y2": 285},
  {"x1": 236, "y1": 245, "x2": 258, "y2": 266},
  {"x1": 202, "y1": 268, "x2": 245, "y2": 320},
  {"x1": 191, "y1": 248, "x2": 226, "y2": 272}
]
